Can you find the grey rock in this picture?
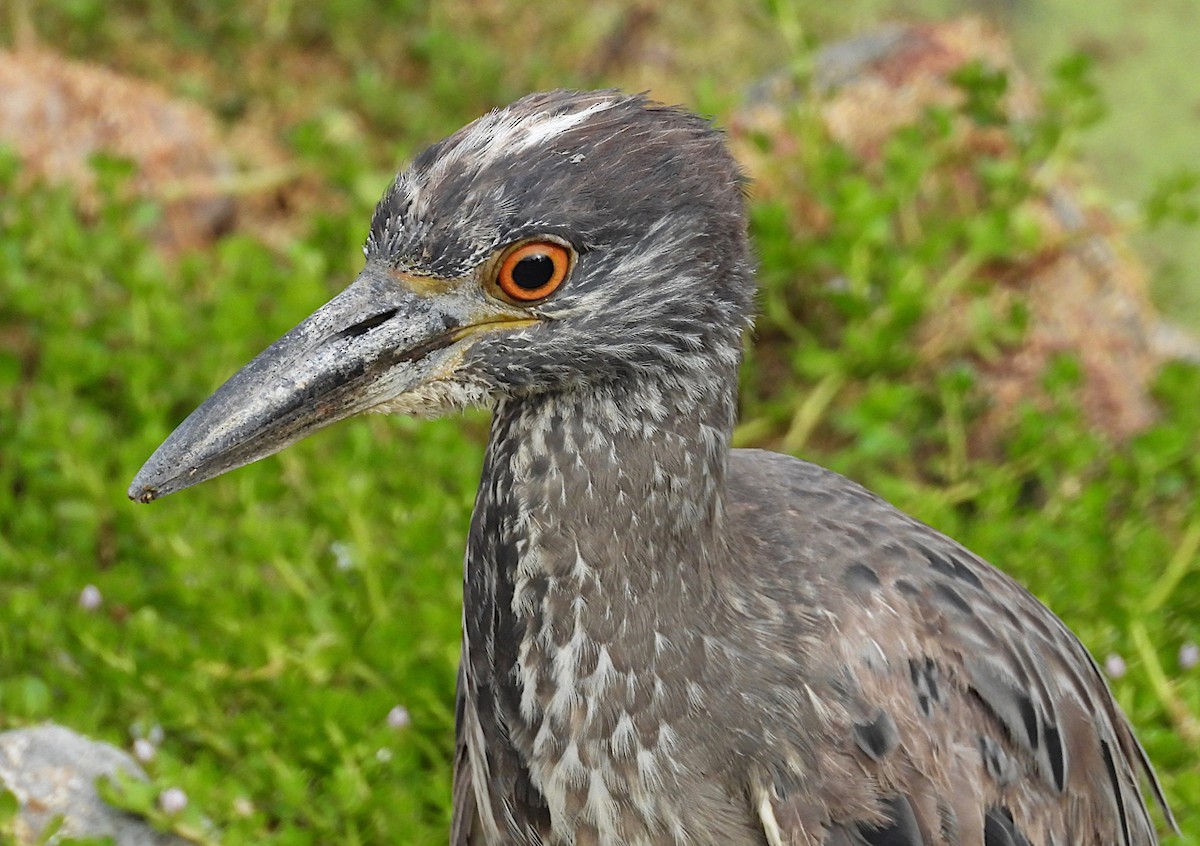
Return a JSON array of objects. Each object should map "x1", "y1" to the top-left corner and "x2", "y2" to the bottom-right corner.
[{"x1": 0, "y1": 724, "x2": 186, "y2": 846}]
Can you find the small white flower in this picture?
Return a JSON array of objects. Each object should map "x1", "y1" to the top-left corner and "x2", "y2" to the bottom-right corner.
[
  {"x1": 331, "y1": 541, "x2": 355, "y2": 571},
  {"x1": 79, "y1": 585, "x2": 102, "y2": 611},
  {"x1": 133, "y1": 738, "x2": 156, "y2": 763},
  {"x1": 159, "y1": 787, "x2": 188, "y2": 815},
  {"x1": 387, "y1": 705, "x2": 411, "y2": 730},
  {"x1": 375, "y1": 747, "x2": 394, "y2": 763},
  {"x1": 1104, "y1": 653, "x2": 1127, "y2": 679},
  {"x1": 233, "y1": 796, "x2": 255, "y2": 817},
  {"x1": 1179, "y1": 642, "x2": 1199, "y2": 671},
  {"x1": 148, "y1": 724, "x2": 164, "y2": 745}
]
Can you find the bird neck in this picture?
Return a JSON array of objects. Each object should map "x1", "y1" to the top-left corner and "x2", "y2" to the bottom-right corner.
[
  {"x1": 465, "y1": 364, "x2": 740, "y2": 660},
  {"x1": 460, "y1": 367, "x2": 739, "y2": 835},
  {"x1": 491, "y1": 367, "x2": 737, "y2": 578}
]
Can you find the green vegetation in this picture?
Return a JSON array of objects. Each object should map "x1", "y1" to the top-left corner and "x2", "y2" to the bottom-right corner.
[{"x1": 1, "y1": 2, "x2": 1197, "y2": 844}]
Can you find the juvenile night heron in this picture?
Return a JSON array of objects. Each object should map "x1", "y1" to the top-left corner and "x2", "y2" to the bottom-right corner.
[{"x1": 129, "y1": 90, "x2": 1175, "y2": 846}]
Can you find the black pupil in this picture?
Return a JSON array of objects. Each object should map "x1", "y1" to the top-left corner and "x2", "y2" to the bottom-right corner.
[{"x1": 511, "y1": 253, "x2": 555, "y2": 290}]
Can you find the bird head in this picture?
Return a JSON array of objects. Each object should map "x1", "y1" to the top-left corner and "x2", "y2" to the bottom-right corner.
[{"x1": 129, "y1": 90, "x2": 753, "y2": 503}]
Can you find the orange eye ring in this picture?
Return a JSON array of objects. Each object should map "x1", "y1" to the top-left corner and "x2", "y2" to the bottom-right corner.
[{"x1": 493, "y1": 239, "x2": 573, "y2": 302}]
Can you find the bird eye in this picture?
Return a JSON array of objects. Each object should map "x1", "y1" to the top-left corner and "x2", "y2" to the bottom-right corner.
[{"x1": 493, "y1": 240, "x2": 573, "y2": 303}]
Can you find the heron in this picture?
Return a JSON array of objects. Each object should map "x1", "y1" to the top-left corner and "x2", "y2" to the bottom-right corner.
[{"x1": 129, "y1": 90, "x2": 1175, "y2": 846}]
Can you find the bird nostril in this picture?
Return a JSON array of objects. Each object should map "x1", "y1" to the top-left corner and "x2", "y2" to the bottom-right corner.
[{"x1": 337, "y1": 309, "x2": 400, "y2": 340}]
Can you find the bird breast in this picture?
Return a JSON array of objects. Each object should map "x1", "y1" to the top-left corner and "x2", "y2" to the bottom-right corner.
[{"x1": 463, "y1": 393, "x2": 758, "y2": 845}]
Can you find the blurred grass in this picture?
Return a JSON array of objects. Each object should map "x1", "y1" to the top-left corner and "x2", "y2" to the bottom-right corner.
[
  {"x1": 1, "y1": 2, "x2": 1198, "y2": 844},
  {"x1": 774, "y1": 0, "x2": 1200, "y2": 331}
]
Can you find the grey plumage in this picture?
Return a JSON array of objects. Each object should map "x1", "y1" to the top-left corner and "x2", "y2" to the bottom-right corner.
[{"x1": 129, "y1": 90, "x2": 1175, "y2": 846}]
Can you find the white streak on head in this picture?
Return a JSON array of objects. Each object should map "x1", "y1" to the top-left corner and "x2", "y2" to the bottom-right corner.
[
  {"x1": 511, "y1": 100, "x2": 617, "y2": 152},
  {"x1": 431, "y1": 97, "x2": 619, "y2": 190}
]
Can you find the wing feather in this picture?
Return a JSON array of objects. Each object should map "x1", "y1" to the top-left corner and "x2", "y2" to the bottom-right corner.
[{"x1": 730, "y1": 450, "x2": 1171, "y2": 846}]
